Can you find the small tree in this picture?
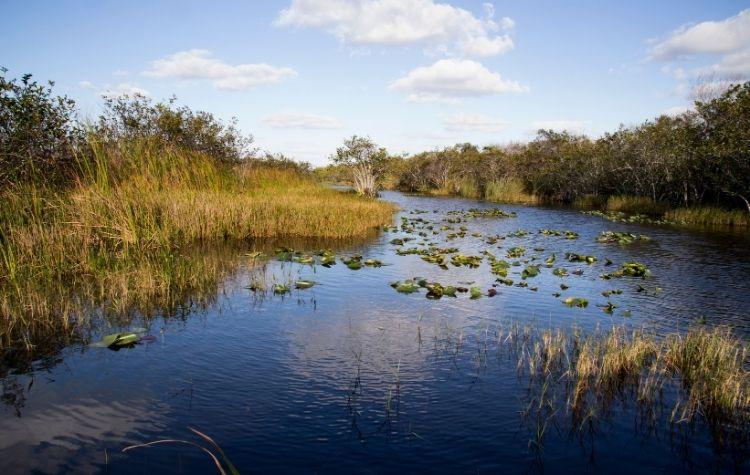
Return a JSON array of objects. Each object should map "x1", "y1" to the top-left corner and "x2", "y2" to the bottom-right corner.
[{"x1": 331, "y1": 135, "x2": 387, "y2": 197}]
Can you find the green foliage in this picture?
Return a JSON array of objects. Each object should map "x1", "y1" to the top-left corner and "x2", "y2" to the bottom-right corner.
[
  {"x1": 377, "y1": 81, "x2": 750, "y2": 217},
  {"x1": 95, "y1": 94, "x2": 253, "y2": 164},
  {"x1": 0, "y1": 68, "x2": 83, "y2": 187}
]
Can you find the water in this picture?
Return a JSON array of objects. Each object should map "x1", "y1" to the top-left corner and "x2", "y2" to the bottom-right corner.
[{"x1": 1, "y1": 191, "x2": 749, "y2": 474}]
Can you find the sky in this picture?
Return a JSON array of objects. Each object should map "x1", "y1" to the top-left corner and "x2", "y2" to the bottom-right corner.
[{"x1": 3, "y1": 0, "x2": 749, "y2": 165}]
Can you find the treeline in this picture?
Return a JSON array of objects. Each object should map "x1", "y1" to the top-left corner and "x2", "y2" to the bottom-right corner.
[
  {"x1": 0, "y1": 68, "x2": 311, "y2": 189},
  {"x1": 376, "y1": 82, "x2": 750, "y2": 215}
]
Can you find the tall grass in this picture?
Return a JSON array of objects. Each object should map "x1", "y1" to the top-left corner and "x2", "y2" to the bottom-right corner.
[
  {"x1": 0, "y1": 139, "x2": 395, "y2": 350},
  {"x1": 605, "y1": 195, "x2": 668, "y2": 216},
  {"x1": 513, "y1": 324, "x2": 749, "y2": 451},
  {"x1": 484, "y1": 178, "x2": 538, "y2": 204},
  {"x1": 665, "y1": 207, "x2": 750, "y2": 227}
]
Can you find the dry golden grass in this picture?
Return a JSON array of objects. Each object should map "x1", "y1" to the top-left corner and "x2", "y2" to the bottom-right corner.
[
  {"x1": 0, "y1": 139, "x2": 395, "y2": 349},
  {"x1": 515, "y1": 324, "x2": 749, "y2": 436}
]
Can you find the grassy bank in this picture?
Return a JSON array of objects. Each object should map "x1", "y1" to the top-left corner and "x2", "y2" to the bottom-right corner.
[{"x1": 0, "y1": 139, "x2": 395, "y2": 350}]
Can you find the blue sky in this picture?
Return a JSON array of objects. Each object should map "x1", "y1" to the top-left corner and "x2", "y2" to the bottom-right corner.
[{"x1": 3, "y1": 0, "x2": 749, "y2": 164}]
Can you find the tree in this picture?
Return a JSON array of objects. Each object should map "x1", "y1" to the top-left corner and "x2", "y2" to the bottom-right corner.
[
  {"x1": 0, "y1": 69, "x2": 83, "y2": 187},
  {"x1": 331, "y1": 135, "x2": 387, "y2": 197}
]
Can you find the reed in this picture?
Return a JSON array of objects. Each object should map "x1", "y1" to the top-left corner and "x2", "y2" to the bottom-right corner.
[
  {"x1": 484, "y1": 178, "x2": 539, "y2": 204},
  {"x1": 0, "y1": 139, "x2": 395, "y2": 350},
  {"x1": 515, "y1": 324, "x2": 749, "y2": 446},
  {"x1": 605, "y1": 195, "x2": 668, "y2": 216},
  {"x1": 665, "y1": 206, "x2": 750, "y2": 227}
]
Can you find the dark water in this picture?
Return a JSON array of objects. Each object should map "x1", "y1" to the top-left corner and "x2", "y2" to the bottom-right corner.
[{"x1": 1, "y1": 191, "x2": 749, "y2": 474}]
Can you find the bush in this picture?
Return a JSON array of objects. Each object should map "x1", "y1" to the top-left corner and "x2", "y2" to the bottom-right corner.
[
  {"x1": 95, "y1": 94, "x2": 253, "y2": 164},
  {"x1": 0, "y1": 69, "x2": 83, "y2": 187}
]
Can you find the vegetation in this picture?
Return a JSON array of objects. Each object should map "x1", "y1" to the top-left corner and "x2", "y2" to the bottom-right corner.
[
  {"x1": 331, "y1": 135, "x2": 388, "y2": 197},
  {"x1": 514, "y1": 324, "x2": 749, "y2": 453},
  {"x1": 365, "y1": 82, "x2": 750, "y2": 226},
  {"x1": 0, "y1": 70, "x2": 394, "y2": 351}
]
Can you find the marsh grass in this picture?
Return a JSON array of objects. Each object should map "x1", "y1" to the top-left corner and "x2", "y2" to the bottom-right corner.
[
  {"x1": 484, "y1": 178, "x2": 539, "y2": 204},
  {"x1": 509, "y1": 323, "x2": 749, "y2": 457},
  {"x1": 605, "y1": 195, "x2": 669, "y2": 216},
  {"x1": 665, "y1": 207, "x2": 750, "y2": 227},
  {"x1": 0, "y1": 139, "x2": 394, "y2": 351}
]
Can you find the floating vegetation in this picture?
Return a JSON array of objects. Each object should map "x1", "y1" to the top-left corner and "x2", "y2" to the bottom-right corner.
[
  {"x1": 451, "y1": 254, "x2": 483, "y2": 268},
  {"x1": 565, "y1": 252, "x2": 597, "y2": 264},
  {"x1": 522, "y1": 265, "x2": 540, "y2": 279},
  {"x1": 245, "y1": 251, "x2": 264, "y2": 259},
  {"x1": 391, "y1": 279, "x2": 421, "y2": 294},
  {"x1": 425, "y1": 282, "x2": 457, "y2": 299},
  {"x1": 272, "y1": 283, "x2": 290, "y2": 294},
  {"x1": 507, "y1": 229, "x2": 529, "y2": 238},
  {"x1": 465, "y1": 208, "x2": 516, "y2": 219},
  {"x1": 364, "y1": 258, "x2": 383, "y2": 267},
  {"x1": 602, "y1": 301, "x2": 617, "y2": 313},
  {"x1": 90, "y1": 328, "x2": 151, "y2": 348},
  {"x1": 583, "y1": 210, "x2": 672, "y2": 225},
  {"x1": 596, "y1": 231, "x2": 651, "y2": 245},
  {"x1": 295, "y1": 280, "x2": 316, "y2": 289},
  {"x1": 470, "y1": 287, "x2": 483, "y2": 299},
  {"x1": 545, "y1": 254, "x2": 556, "y2": 267},
  {"x1": 552, "y1": 267, "x2": 568, "y2": 277},
  {"x1": 602, "y1": 262, "x2": 651, "y2": 279},
  {"x1": 490, "y1": 259, "x2": 511, "y2": 277},
  {"x1": 506, "y1": 246, "x2": 525, "y2": 258},
  {"x1": 563, "y1": 297, "x2": 589, "y2": 308},
  {"x1": 601, "y1": 289, "x2": 623, "y2": 297}
]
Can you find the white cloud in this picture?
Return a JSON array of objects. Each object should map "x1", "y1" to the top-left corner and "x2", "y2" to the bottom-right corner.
[
  {"x1": 389, "y1": 59, "x2": 527, "y2": 102},
  {"x1": 649, "y1": 10, "x2": 750, "y2": 60},
  {"x1": 275, "y1": 0, "x2": 515, "y2": 58},
  {"x1": 443, "y1": 113, "x2": 507, "y2": 133},
  {"x1": 261, "y1": 112, "x2": 344, "y2": 129},
  {"x1": 79, "y1": 80, "x2": 96, "y2": 90},
  {"x1": 531, "y1": 120, "x2": 588, "y2": 134},
  {"x1": 143, "y1": 49, "x2": 297, "y2": 91},
  {"x1": 82, "y1": 80, "x2": 149, "y2": 97},
  {"x1": 649, "y1": 9, "x2": 750, "y2": 86}
]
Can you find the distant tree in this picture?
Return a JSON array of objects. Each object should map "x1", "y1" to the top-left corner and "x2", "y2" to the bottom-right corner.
[
  {"x1": 331, "y1": 135, "x2": 387, "y2": 197},
  {"x1": 695, "y1": 82, "x2": 750, "y2": 213}
]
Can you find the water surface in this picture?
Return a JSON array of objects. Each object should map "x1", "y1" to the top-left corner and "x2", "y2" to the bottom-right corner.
[{"x1": 1, "y1": 191, "x2": 749, "y2": 473}]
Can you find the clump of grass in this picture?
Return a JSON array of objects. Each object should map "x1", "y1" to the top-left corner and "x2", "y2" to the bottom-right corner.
[
  {"x1": 665, "y1": 207, "x2": 749, "y2": 227},
  {"x1": 0, "y1": 139, "x2": 395, "y2": 350},
  {"x1": 605, "y1": 195, "x2": 668, "y2": 216},
  {"x1": 484, "y1": 178, "x2": 539, "y2": 204},
  {"x1": 514, "y1": 324, "x2": 749, "y2": 451}
]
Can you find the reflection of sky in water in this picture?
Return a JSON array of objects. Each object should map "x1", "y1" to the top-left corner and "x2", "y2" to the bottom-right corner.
[{"x1": 1, "y1": 191, "x2": 749, "y2": 473}]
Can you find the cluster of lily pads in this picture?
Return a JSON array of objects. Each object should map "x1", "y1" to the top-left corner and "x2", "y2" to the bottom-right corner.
[
  {"x1": 380, "y1": 206, "x2": 659, "y2": 314},
  {"x1": 246, "y1": 205, "x2": 659, "y2": 317},
  {"x1": 583, "y1": 210, "x2": 672, "y2": 225},
  {"x1": 390, "y1": 277, "x2": 485, "y2": 300},
  {"x1": 596, "y1": 231, "x2": 651, "y2": 245}
]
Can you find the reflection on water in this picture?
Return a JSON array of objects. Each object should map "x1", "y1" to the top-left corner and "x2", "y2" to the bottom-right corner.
[{"x1": 0, "y1": 191, "x2": 749, "y2": 473}]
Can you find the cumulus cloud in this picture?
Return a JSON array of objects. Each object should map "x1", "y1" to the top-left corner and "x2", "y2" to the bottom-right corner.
[
  {"x1": 143, "y1": 49, "x2": 297, "y2": 91},
  {"x1": 531, "y1": 120, "x2": 588, "y2": 134},
  {"x1": 443, "y1": 113, "x2": 507, "y2": 133},
  {"x1": 649, "y1": 10, "x2": 750, "y2": 60},
  {"x1": 275, "y1": 0, "x2": 515, "y2": 58},
  {"x1": 389, "y1": 59, "x2": 527, "y2": 102},
  {"x1": 649, "y1": 10, "x2": 750, "y2": 81},
  {"x1": 261, "y1": 112, "x2": 344, "y2": 129}
]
